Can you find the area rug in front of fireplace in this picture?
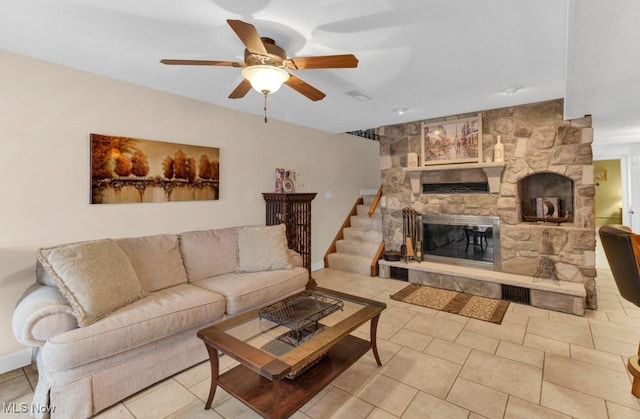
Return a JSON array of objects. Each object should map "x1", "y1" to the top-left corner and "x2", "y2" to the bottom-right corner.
[{"x1": 390, "y1": 284, "x2": 509, "y2": 324}]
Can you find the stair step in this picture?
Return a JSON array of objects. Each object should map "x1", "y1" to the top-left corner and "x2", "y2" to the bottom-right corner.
[
  {"x1": 327, "y1": 193, "x2": 383, "y2": 277},
  {"x1": 350, "y1": 215, "x2": 382, "y2": 230},
  {"x1": 362, "y1": 195, "x2": 377, "y2": 206},
  {"x1": 336, "y1": 240, "x2": 380, "y2": 258},
  {"x1": 343, "y1": 227, "x2": 383, "y2": 243},
  {"x1": 356, "y1": 204, "x2": 382, "y2": 218},
  {"x1": 327, "y1": 253, "x2": 372, "y2": 276}
]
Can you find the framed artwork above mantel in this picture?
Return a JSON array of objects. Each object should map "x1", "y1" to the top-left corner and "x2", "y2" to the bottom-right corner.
[{"x1": 421, "y1": 113, "x2": 483, "y2": 166}]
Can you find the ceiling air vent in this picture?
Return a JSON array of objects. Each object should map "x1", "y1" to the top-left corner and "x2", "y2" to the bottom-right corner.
[
  {"x1": 345, "y1": 90, "x2": 372, "y2": 102},
  {"x1": 422, "y1": 182, "x2": 489, "y2": 194}
]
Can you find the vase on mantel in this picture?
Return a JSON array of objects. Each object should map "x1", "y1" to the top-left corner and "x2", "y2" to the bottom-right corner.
[{"x1": 494, "y1": 135, "x2": 504, "y2": 163}]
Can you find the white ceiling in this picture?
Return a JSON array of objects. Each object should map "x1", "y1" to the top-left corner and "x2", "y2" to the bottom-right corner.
[{"x1": 1, "y1": 0, "x2": 639, "y2": 142}]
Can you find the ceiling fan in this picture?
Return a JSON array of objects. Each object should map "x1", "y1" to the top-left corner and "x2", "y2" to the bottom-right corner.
[{"x1": 160, "y1": 19, "x2": 359, "y2": 104}]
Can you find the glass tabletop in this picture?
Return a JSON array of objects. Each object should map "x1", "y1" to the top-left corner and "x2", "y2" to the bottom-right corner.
[
  {"x1": 206, "y1": 287, "x2": 383, "y2": 379},
  {"x1": 226, "y1": 290, "x2": 367, "y2": 348}
]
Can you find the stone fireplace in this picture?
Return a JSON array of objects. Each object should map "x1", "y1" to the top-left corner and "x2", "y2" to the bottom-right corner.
[{"x1": 377, "y1": 99, "x2": 596, "y2": 312}]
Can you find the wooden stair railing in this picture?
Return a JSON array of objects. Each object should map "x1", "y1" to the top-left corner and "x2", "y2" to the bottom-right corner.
[
  {"x1": 370, "y1": 240, "x2": 385, "y2": 277},
  {"x1": 368, "y1": 185, "x2": 384, "y2": 276},
  {"x1": 368, "y1": 185, "x2": 383, "y2": 217}
]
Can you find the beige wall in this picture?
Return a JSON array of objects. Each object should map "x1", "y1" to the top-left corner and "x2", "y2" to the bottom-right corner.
[{"x1": 0, "y1": 50, "x2": 380, "y2": 367}]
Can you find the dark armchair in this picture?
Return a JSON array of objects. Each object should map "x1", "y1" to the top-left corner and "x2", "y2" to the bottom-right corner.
[{"x1": 598, "y1": 224, "x2": 640, "y2": 397}]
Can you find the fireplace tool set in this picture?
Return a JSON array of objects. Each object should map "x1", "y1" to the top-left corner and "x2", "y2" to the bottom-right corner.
[{"x1": 401, "y1": 208, "x2": 422, "y2": 263}]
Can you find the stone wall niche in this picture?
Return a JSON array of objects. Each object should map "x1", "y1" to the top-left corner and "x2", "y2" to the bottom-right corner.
[{"x1": 519, "y1": 173, "x2": 574, "y2": 223}]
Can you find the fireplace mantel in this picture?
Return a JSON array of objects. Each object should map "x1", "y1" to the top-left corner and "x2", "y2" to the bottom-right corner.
[{"x1": 403, "y1": 162, "x2": 505, "y2": 194}]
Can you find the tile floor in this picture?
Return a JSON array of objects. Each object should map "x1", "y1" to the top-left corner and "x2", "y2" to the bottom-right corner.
[{"x1": 2, "y1": 243, "x2": 640, "y2": 418}]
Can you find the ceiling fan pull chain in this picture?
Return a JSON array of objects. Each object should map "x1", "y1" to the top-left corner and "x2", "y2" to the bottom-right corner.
[{"x1": 263, "y1": 91, "x2": 268, "y2": 123}]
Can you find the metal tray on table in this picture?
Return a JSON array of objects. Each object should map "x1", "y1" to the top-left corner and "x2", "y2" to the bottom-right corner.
[{"x1": 258, "y1": 293, "x2": 344, "y2": 346}]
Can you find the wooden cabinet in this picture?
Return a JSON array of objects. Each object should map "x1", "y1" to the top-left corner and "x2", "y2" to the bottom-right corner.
[{"x1": 263, "y1": 193, "x2": 316, "y2": 283}]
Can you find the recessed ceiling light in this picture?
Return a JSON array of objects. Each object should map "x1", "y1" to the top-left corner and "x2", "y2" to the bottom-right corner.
[
  {"x1": 393, "y1": 108, "x2": 409, "y2": 115},
  {"x1": 504, "y1": 85, "x2": 523, "y2": 95},
  {"x1": 345, "y1": 90, "x2": 372, "y2": 102}
]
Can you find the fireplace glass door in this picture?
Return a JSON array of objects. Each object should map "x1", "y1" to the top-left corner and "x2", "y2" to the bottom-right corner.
[{"x1": 421, "y1": 215, "x2": 500, "y2": 269}]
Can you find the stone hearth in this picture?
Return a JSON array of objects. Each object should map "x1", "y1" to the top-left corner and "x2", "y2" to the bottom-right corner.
[
  {"x1": 377, "y1": 99, "x2": 596, "y2": 311},
  {"x1": 378, "y1": 260, "x2": 587, "y2": 315}
]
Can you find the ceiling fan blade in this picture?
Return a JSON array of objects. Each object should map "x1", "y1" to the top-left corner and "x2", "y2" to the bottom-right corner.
[
  {"x1": 226, "y1": 19, "x2": 268, "y2": 56},
  {"x1": 284, "y1": 74, "x2": 326, "y2": 101},
  {"x1": 228, "y1": 79, "x2": 252, "y2": 99},
  {"x1": 160, "y1": 59, "x2": 243, "y2": 67},
  {"x1": 285, "y1": 54, "x2": 359, "y2": 70}
]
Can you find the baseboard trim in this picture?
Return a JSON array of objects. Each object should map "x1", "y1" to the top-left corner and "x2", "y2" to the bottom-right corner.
[
  {"x1": 0, "y1": 348, "x2": 32, "y2": 374},
  {"x1": 311, "y1": 261, "x2": 325, "y2": 272},
  {"x1": 360, "y1": 189, "x2": 378, "y2": 196}
]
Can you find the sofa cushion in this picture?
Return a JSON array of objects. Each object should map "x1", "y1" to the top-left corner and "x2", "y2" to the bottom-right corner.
[
  {"x1": 37, "y1": 240, "x2": 146, "y2": 327},
  {"x1": 287, "y1": 248, "x2": 303, "y2": 268},
  {"x1": 237, "y1": 224, "x2": 291, "y2": 272},
  {"x1": 191, "y1": 267, "x2": 308, "y2": 315},
  {"x1": 180, "y1": 228, "x2": 237, "y2": 281},
  {"x1": 115, "y1": 234, "x2": 188, "y2": 292},
  {"x1": 40, "y1": 284, "x2": 225, "y2": 371}
]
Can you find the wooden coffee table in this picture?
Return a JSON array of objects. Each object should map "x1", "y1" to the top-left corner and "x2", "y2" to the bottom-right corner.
[{"x1": 197, "y1": 287, "x2": 386, "y2": 418}]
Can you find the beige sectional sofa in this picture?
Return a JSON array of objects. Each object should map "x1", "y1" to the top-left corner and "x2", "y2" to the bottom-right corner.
[{"x1": 12, "y1": 224, "x2": 309, "y2": 418}]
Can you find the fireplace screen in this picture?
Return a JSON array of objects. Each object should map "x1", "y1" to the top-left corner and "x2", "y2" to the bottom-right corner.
[{"x1": 421, "y1": 215, "x2": 500, "y2": 269}]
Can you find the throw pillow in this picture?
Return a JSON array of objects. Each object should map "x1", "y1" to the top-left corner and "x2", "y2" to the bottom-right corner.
[
  {"x1": 37, "y1": 239, "x2": 146, "y2": 327},
  {"x1": 180, "y1": 228, "x2": 238, "y2": 281},
  {"x1": 237, "y1": 224, "x2": 292, "y2": 272},
  {"x1": 115, "y1": 234, "x2": 188, "y2": 292},
  {"x1": 35, "y1": 261, "x2": 57, "y2": 287}
]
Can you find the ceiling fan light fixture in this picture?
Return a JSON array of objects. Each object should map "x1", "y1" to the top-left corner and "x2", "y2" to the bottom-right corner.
[{"x1": 242, "y1": 65, "x2": 289, "y2": 95}]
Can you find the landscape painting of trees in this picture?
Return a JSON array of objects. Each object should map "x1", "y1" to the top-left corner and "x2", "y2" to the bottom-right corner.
[{"x1": 91, "y1": 134, "x2": 219, "y2": 204}]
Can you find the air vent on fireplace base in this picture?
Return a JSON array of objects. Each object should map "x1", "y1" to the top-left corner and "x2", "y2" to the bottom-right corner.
[
  {"x1": 501, "y1": 284, "x2": 531, "y2": 305},
  {"x1": 389, "y1": 266, "x2": 408, "y2": 281},
  {"x1": 423, "y1": 182, "x2": 489, "y2": 194}
]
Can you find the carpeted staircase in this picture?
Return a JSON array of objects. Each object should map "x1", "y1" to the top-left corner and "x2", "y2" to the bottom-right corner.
[{"x1": 326, "y1": 195, "x2": 383, "y2": 276}]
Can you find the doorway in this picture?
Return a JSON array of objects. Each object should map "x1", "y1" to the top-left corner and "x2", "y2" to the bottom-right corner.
[{"x1": 594, "y1": 159, "x2": 623, "y2": 227}]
